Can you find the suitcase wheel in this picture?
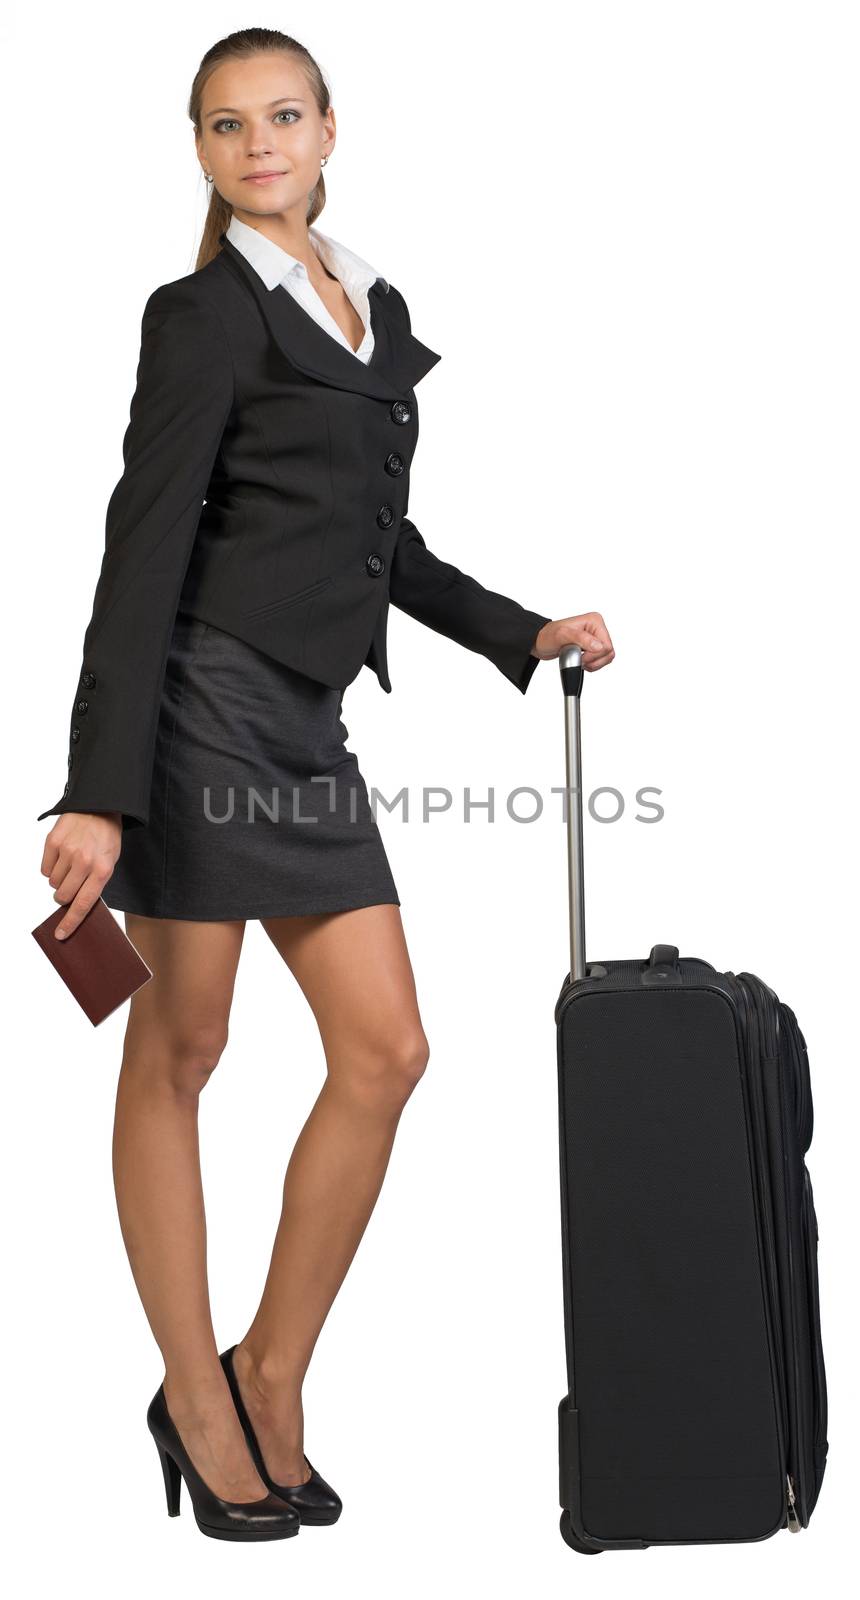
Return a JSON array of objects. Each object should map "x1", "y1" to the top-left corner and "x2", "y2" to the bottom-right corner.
[{"x1": 559, "y1": 1509, "x2": 602, "y2": 1554}]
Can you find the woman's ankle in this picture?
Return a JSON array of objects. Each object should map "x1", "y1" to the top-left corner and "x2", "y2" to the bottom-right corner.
[
  {"x1": 232, "y1": 1337, "x2": 305, "y2": 1406},
  {"x1": 163, "y1": 1362, "x2": 232, "y2": 1423}
]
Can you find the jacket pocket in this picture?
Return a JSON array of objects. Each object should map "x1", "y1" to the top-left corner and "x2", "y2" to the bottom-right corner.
[{"x1": 242, "y1": 575, "x2": 333, "y2": 620}]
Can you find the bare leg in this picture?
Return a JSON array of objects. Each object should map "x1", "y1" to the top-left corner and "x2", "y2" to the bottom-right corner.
[
  {"x1": 230, "y1": 903, "x2": 429, "y2": 1485},
  {"x1": 113, "y1": 914, "x2": 270, "y2": 1502}
]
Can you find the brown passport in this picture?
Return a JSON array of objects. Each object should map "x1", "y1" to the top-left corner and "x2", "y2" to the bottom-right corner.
[{"x1": 31, "y1": 896, "x2": 153, "y2": 1025}]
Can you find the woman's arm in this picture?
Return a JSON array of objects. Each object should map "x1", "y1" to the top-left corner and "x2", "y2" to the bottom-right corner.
[
  {"x1": 388, "y1": 514, "x2": 552, "y2": 693},
  {"x1": 37, "y1": 284, "x2": 235, "y2": 831},
  {"x1": 384, "y1": 285, "x2": 551, "y2": 690}
]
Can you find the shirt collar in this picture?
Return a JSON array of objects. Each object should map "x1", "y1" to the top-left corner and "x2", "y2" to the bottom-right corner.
[{"x1": 225, "y1": 214, "x2": 389, "y2": 296}]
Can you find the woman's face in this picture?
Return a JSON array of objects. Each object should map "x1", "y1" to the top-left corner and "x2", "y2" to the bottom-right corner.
[{"x1": 196, "y1": 53, "x2": 333, "y2": 223}]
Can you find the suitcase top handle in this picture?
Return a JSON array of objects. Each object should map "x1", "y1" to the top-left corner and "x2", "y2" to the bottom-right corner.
[{"x1": 642, "y1": 944, "x2": 683, "y2": 984}]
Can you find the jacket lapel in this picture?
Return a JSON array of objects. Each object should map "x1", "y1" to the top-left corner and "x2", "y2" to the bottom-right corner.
[{"x1": 217, "y1": 232, "x2": 441, "y2": 401}]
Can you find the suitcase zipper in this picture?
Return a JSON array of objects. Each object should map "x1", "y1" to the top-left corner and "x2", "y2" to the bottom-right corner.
[
  {"x1": 729, "y1": 973, "x2": 794, "y2": 1504},
  {"x1": 786, "y1": 1473, "x2": 800, "y2": 1531},
  {"x1": 736, "y1": 971, "x2": 826, "y2": 1530},
  {"x1": 800, "y1": 1165, "x2": 829, "y2": 1459},
  {"x1": 781, "y1": 1004, "x2": 813, "y2": 1152},
  {"x1": 750, "y1": 975, "x2": 809, "y2": 1520},
  {"x1": 783, "y1": 1005, "x2": 827, "y2": 1507}
]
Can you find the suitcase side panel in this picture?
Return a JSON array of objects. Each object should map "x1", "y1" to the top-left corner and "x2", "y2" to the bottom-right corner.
[{"x1": 557, "y1": 983, "x2": 785, "y2": 1544}]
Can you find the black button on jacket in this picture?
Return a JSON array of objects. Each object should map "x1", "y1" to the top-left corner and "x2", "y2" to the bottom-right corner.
[{"x1": 38, "y1": 232, "x2": 551, "y2": 831}]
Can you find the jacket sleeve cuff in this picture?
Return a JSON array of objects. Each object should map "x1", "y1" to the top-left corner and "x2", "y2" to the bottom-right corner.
[
  {"x1": 36, "y1": 799, "x2": 145, "y2": 831},
  {"x1": 514, "y1": 624, "x2": 551, "y2": 694}
]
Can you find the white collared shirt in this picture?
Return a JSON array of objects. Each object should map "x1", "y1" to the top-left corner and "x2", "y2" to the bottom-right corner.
[{"x1": 225, "y1": 214, "x2": 388, "y2": 365}]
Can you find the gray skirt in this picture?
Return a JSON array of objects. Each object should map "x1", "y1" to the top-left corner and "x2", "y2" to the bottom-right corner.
[{"x1": 101, "y1": 610, "x2": 400, "y2": 921}]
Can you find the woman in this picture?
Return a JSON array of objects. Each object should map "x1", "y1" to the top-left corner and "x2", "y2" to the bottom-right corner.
[{"x1": 38, "y1": 27, "x2": 615, "y2": 1543}]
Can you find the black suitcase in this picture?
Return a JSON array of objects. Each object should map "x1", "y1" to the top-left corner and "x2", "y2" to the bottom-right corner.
[{"x1": 554, "y1": 646, "x2": 829, "y2": 1553}]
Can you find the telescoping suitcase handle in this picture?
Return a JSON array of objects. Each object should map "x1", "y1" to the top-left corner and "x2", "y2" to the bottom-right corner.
[
  {"x1": 561, "y1": 649, "x2": 672, "y2": 988},
  {"x1": 559, "y1": 646, "x2": 588, "y2": 983},
  {"x1": 560, "y1": 646, "x2": 613, "y2": 985}
]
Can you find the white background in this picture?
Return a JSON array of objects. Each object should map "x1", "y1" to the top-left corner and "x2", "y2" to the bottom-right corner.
[{"x1": 7, "y1": 1, "x2": 857, "y2": 1593}]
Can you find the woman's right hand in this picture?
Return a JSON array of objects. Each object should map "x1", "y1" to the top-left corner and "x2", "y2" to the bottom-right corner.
[
  {"x1": 531, "y1": 611, "x2": 616, "y2": 672},
  {"x1": 40, "y1": 813, "x2": 123, "y2": 939}
]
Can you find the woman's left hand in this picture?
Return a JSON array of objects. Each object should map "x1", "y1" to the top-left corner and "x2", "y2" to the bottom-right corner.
[{"x1": 531, "y1": 611, "x2": 616, "y2": 672}]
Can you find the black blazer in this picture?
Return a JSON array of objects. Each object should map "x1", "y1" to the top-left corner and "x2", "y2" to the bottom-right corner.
[{"x1": 37, "y1": 231, "x2": 551, "y2": 831}]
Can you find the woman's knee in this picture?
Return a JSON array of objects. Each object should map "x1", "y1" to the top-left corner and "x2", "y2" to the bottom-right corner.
[
  {"x1": 337, "y1": 1026, "x2": 430, "y2": 1107},
  {"x1": 394, "y1": 1028, "x2": 431, "y2": 1095},
  {"x1": 123, "y1": 1018, "x2": 230, "y2": 1098}
]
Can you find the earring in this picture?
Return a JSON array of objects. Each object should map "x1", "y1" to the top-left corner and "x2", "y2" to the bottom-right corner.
[
  {"x1": 203, "y1": 171, "x2": 213, "y2": 183},
  {"x1": 321, "y1": 154, "x2": 329, "y2": 167}
]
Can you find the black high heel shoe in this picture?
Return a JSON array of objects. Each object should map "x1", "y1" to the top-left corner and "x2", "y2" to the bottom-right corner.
[
  {"x1": 219, "y1": 1345, "x2": 343, "y2": 1525},
  {"x1": 147, "y1": 1382, "x2": 302, "y2": 1540}
]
